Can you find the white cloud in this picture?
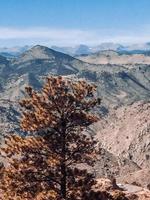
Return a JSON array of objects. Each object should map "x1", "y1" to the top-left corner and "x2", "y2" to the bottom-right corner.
[
  {"x1": 0, "y1": 27, "x2": 150, "y2": 46},
  {"x1": 0, "y1": 27, "x2": 100, "y2": 46}
]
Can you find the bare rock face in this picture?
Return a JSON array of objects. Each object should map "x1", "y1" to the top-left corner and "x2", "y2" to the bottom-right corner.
[
  {"x1": 91, "y1": 101, "x2": 150, "y2": 188},
  {"x1": 95, "y1": 101, "x2": 150, "y2": 168},
  {"x1": 92, "y1": 147, "x2": 140, "y2": 178},
  {"x1": 117, "y1": 169, "x2": 150, "y2": 189},
  {"x1": 126, "y1": 189, "x2": 150, "y2": 200},
  {"x1": 94, "y1": 178, "x2": 150, "y2": 200}
]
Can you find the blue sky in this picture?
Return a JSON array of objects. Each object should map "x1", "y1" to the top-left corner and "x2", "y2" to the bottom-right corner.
[{"x1": 0, "y1": 0, "x2": 150, "y2": 47}]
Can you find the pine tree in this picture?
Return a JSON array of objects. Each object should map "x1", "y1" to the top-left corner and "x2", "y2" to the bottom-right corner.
[{"x1": 0, "y1": 76, "x2": 102, "y2": 200}]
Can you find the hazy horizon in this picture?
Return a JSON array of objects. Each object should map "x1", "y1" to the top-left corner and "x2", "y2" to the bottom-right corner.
[
  {"x1": 2, "y1": 41, "x2": 150, "y2": 49},
  {"x1": 1, "y1": 0, "x2": 150, "y2": 47}
]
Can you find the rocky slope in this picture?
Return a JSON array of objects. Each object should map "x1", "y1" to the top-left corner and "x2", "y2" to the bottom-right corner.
[
  {"x1": 0, "y1": 45, "x2": 149, "y2": 189},
  {"x1": 0, "y1": 45, "x2": 91, "y2": 101},
  {"x1": 91, "y1": 101, "x2": 150, "y2": 187},
  {"x1": 94, "y1": 178, "x2": 150, "y2": 200},
  {"x1": 77, "y1": 50, "x2": 150, "y2": 64},
  {"x1": 0, "y1": 45, "x2": 149, "y2": 105},
  {"x1": 95, "y1": 101, "x2": 150, "y2": 168},
  {"x1": 117, "y1": 168, "x2": 150, "y2": 189}
]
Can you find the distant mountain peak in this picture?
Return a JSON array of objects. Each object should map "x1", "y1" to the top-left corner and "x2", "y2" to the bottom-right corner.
[
  {"x1": 18, "y1": 45, "x2": 58, "y2": 61},
  {"x1": 30, "y1": 45, "x2": 55, "y2": 53},
  {"x1": 9, "y1": 45, "x2": 81, "y2": 76},
  {"x1": 31, "y1": 45, "x2": 52, "y2": 51}
]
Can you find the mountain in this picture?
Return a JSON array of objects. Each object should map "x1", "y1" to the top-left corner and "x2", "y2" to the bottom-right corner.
[
  {"x1": 2, "y1": 42, "x2": 150, "y2": 58},
  {"x1": 74, "y1": 44, "x2": 91, "y2": 55},
  {"x1": 51, "y1": 43, "x2": 123, "y2": 55},
  {"x1": 0, "y1": 45, "x2": 149, "y2": 148},
  {"x1": 0, "y1": 45, "x2": 149, "y2": 106},
  {"x1": 51, "y1": 43, "x2": 123, "y2": 56},
  {"x1": 0, "y1": 45, "x2": 149, "y2": 188},
  {"x1": 95, "y1": 101, "x2": 150, "y2": 169},
  {"x1": 51, "y1": 42, "x2": 150, "y2": 56},
  {"x1": 0, "y1": 52, "x2": 15, "y2": 59},
  {"x1": 51, "y1": 44, "x2": 91, "y2": 56},
  {"x1": 93, "y1": 101, "x2": 150, "y2": 187},
  {"x1": 0, "y1": 45, "x2": 31, "y2": 57},
  {"x1": 11, "y1": 45, "x2": 81, "y2": 75},
  {"x1": 0, "y1": 55, "x2": 8, "y2": 65},
  {"x1": 0, "y1": 55, "x2": 10, "y2": 86},
  {"x1": 123, "y1": 42, "x2": 150, "y2": 51},
  {"x1": 91, "y1": 43, "x2": 124, "y2": 52},
  {"x1": 0, "y1": 45, "x2": 94, "y2": 103},
  {"x1": 77, "y1": 50, "x2": 150, "y2": 64},
  {"x1": 80, "y1": 63, "x2": 150, "y2": 106}
]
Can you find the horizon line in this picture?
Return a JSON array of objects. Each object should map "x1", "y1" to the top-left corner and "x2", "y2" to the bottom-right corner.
[{"x1": 0, "y1": 26, "x2": 150, "y2": 47}]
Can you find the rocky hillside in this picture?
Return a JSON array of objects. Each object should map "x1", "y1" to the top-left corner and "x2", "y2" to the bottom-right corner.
[
  {"x1": 77, "y1": 50, "x2": 150, "y2": 65},
  {"x1": 0, "y1": 45, "x2": 91, "y2": 100},
  {"x1": 0, "y1": 45, "x2": 149, "y2": 189},
  {"x1": 94, "y1": 177, "x2": 150, "y2": 200},
  {"x1": 95, "y1": 101, "x2": 150, "y2": 168},
  {"x1": 91, "y1": 101, "x2": 150, "y2": 187},
  {"x1": 0, "y1": 45, "x2": 149, "y2": 133},
  {"x1": 0, "y1": 45, "x2": 149, "y2": 105}
]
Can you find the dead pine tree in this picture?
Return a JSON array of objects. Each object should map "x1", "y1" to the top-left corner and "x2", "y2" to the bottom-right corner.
[{"x1": 0, "y1": 76, "x2": 104, "y2": 200}]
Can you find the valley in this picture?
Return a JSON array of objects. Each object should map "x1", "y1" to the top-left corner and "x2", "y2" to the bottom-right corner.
[{"x1": 0, "y1": 45, "x2": 149, "y2": 195}]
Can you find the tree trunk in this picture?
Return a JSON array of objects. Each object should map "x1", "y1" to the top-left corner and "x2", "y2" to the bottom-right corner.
[
  {"x1": 61, "y1": 163, "x2": 66, "y2": 199},
  {"x1": 61, "y1": 119, "x2": 67, "y2": 199}
]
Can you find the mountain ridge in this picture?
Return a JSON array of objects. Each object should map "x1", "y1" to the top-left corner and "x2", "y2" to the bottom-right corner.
[
  {"x1": 2, "y1": 42, "x2": 150, "y2": 57},
  {"x1": 0, "y1": 45, "x2": 149, "y2": 189},
  {"x1": 0, "y1": 45, "x2": 149, "y2": 105}
]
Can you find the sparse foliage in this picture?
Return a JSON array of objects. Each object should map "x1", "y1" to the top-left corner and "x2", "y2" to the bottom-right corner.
[{"x1": 0, "y1": 76, "x2": 101, "y2": 199}]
